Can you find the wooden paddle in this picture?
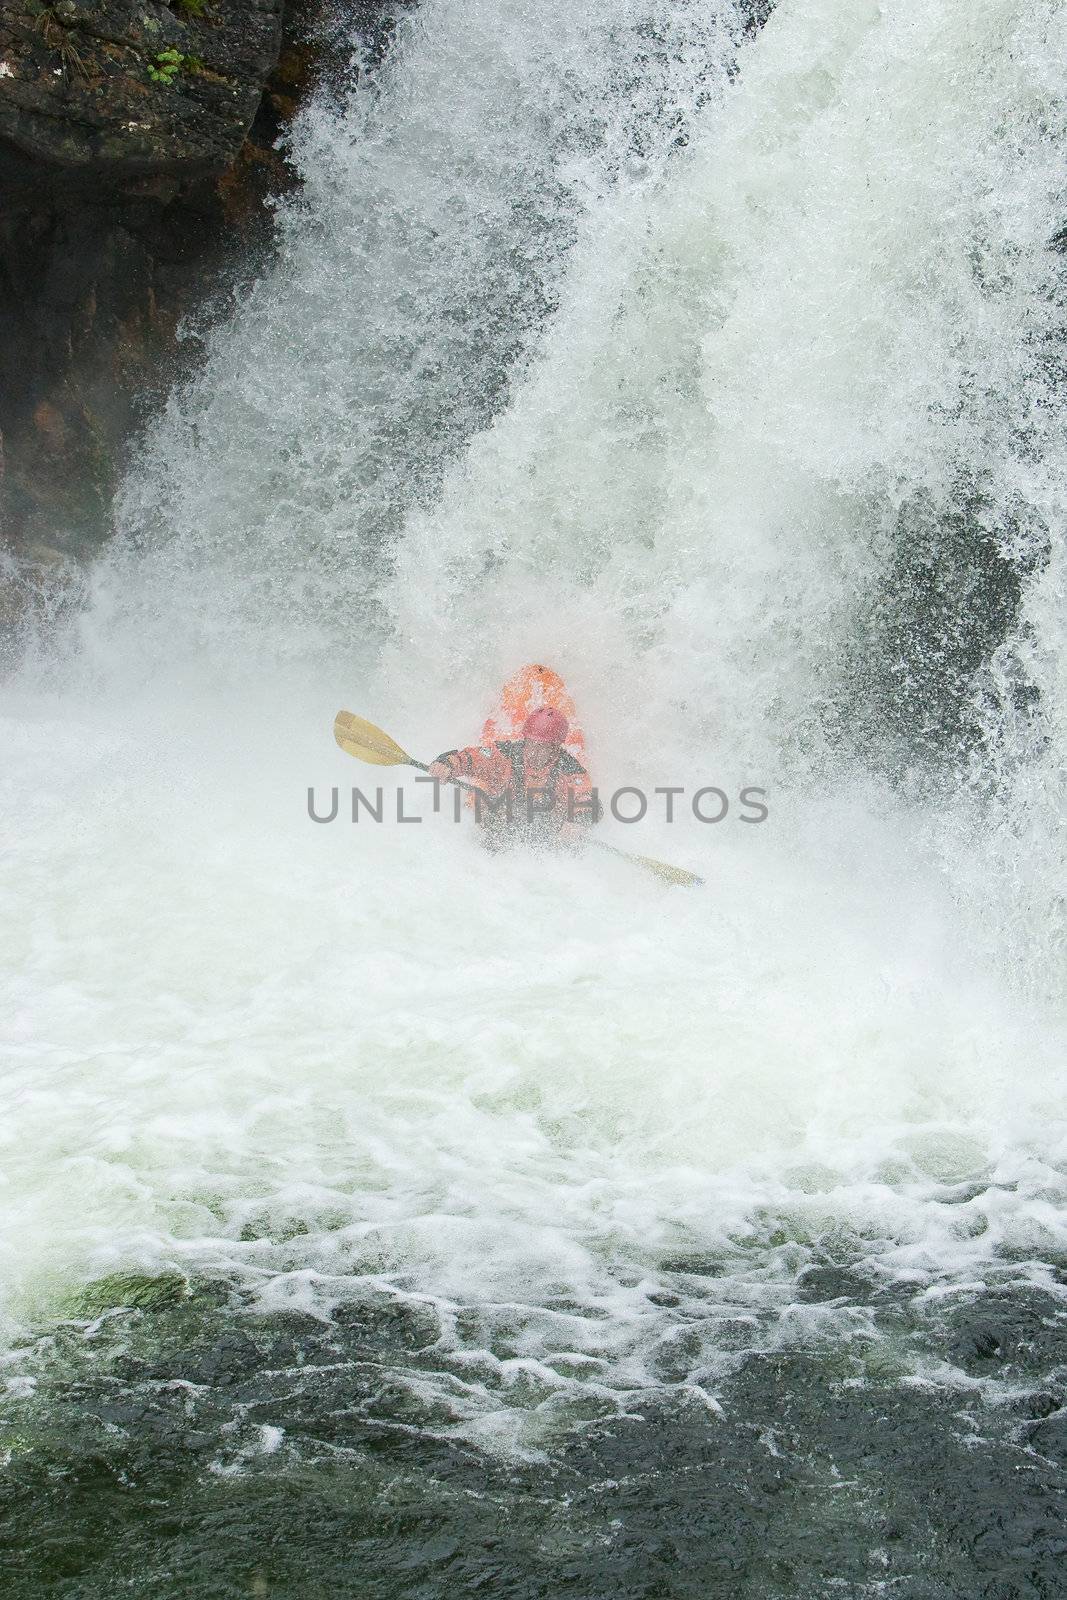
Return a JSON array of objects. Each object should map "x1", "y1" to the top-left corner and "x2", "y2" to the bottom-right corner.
[
  {"x1": 588, "y1": 840, "x2": 704, "y2": 888},
  {"x1": 333, "y1": 710, "x2": 704, "y2": 887},
  {"x1": 334, "y1": 710, "x2": 432, "y2": 771}
]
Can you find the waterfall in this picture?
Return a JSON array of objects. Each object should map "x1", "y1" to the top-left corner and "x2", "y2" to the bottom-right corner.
[{"x1": 2, "y1": 0, "x2": 1065, "y2": 1467}]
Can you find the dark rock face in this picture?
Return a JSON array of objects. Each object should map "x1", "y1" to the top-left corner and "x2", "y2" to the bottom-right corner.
[
  {"x1": 0, "y1": 147, "x2": 234, "y2": 558},
  {"x1": 0, "y1": 0, "x2": 295, "y2": 566},
  {"x1": 0, "y1": 0, "x2": 285, "y2": 173},
  {"x1": 0, "y1": 1, "x2": 401, "y2": 575}
]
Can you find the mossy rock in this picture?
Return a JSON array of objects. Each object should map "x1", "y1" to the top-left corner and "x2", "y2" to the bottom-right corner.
[{"x1": 72, "y1": 1270, "x2": 190, "y2": 1318}]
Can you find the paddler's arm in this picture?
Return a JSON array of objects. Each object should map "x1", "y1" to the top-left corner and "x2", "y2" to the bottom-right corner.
[
  {"x1": 427, "y1": 745, "x2": 507, "y2": 792},
  {"x1": 428, "y1": 750, "x2": 461, "y2": 783}
]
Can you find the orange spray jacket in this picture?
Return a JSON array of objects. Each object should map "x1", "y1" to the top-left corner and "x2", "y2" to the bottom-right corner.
[{"x1": 430, "y1": 739, "x2": 599, "y2": 842}]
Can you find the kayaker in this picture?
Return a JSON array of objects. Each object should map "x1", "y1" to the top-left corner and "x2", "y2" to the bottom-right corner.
[{"x1": 427, "y1": 707, "x2": 600, "y2": 847}]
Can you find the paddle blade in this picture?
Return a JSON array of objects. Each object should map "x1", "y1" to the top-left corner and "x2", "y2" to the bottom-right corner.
[
  {"x1": 630, "y1": 853, "x2": 704, "y2": 888},
  {"x1": 334, "y1": 710, "x2": 413, "y2": 767},
  {"x1": 592, "y1": 839, "x2": 704, "y2": 888}
]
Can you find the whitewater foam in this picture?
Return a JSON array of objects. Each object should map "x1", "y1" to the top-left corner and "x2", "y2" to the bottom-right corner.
[{"x1": 2, "y1": 0, "x2": 1066, "y2": 1447}]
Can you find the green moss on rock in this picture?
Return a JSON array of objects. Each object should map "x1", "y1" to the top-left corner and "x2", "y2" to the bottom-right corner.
[{"x1": 73, "y1": 1270, "x2": 190, "y2": 1318}]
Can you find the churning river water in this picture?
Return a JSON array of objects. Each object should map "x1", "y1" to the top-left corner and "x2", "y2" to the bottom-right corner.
[{"x1": 2, "y1": 0, "x2": 1066, "y2": 1594}]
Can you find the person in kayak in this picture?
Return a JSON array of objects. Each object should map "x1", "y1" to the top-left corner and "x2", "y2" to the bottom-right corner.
[{"x1": 428, "y1": 706, "x2": 600, "y2": 848}]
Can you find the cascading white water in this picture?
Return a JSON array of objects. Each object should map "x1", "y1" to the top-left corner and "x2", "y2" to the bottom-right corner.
[{"x1": 3, "y1": 0, "x2": 1066, "y2": 1450}]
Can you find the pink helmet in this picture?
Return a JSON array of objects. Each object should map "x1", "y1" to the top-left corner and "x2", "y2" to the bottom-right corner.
[{"x1": 523, "y1": 706, "x2": 569, "y2": 745}]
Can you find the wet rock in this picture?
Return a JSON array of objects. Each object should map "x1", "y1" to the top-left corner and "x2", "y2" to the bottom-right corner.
[
  {"x1": 1026, "y1": 1411, "x2": 1067, "y2": 1466},
  {"x1": 0, "y1": 1, "x2": 406, "y2": 556},
  {"x1": 154, "y1": 1329, "x2": 263, "y2": 1387},
  {"x1": 0, "y1": 0, "x2": 285, "y2": 175},
  {"x1": 1000, "y1": 1390, "x2": 1064, "y2": 1424},
  {"x1": 953, "y1": 1320, "x2": 1008, "y2": 1364},
  {"x1": 6, "y1": 1282, "x2": 1067, "y2": 1600},
  {"x1": 645, "y1": 1289, "x2": 682, "y2": 1308},
  {"x1": 657, "y1": 1253, "x2": 728, "y2": 1278},
  {"x1": 76, "y1": 1270, "x2": 190, "y2": 1318},
  {"x1": 795, "y1": 1265, "x2": 877, "y2": 1304},
  {"x1": 332, "y1": 1295, "x2": 442, "y2": 1352},
  {"x1": 942, "y1": 1291, "x2": 1067, "y2": 1376}
]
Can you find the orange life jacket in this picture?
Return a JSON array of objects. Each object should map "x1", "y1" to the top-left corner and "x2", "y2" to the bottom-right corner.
[{"x1": 433, "y1": 739, "x2": 598, "y2": 841}]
